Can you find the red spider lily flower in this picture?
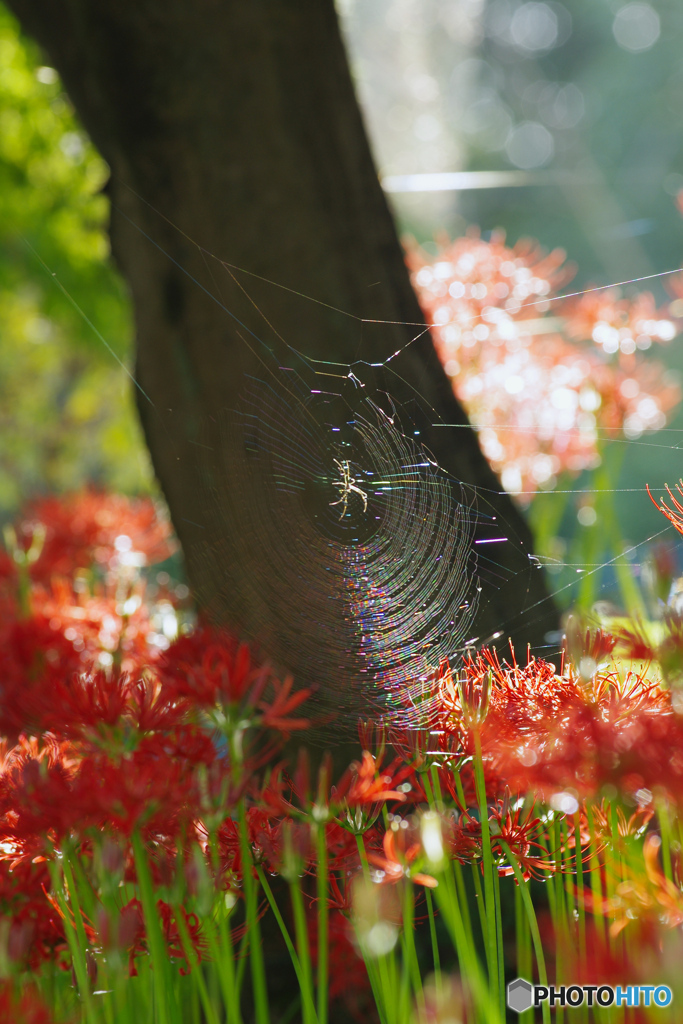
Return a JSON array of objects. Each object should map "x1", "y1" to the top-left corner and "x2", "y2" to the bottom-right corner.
[
  {"x1": 31, "y1": 669, "x2": 216, "y2": 771},
  {"x1": 257, "y1": 675, "x2": 311, "y2": 735},
  {"x1": 71, "y1": 749, "x2": 198, "y2": 838},
  {"x1": 612, "y1": 610, "x2": 683, "y2": 685},
  {"x1": 49, "y1": 669, "x2": 136, "y2": 738},
  {"x1": 215, "y1": 806, "x2": 303, "y2": 881},
  {"x1": 444, "y1": 810, "x2": 484, "y2": 863},
  {"x1": 562, "y1": 287, "x2": 676, "y2": 354},
  {"x1": 331, "y1": 752, "x2": 411, "y2": 834},
  {"x1": 434, "y1": 647, "x2": 573, "y2": 782},
  {"x1": 41, "y1": 670, "x2": 185, "y2": 744},
  {"x1": 560, "y1": 807, "x2": 610, "y2": 871},
  {"x1": 647, "y1": 481, "x2": 683, "y2": 534},
  {"x1": 244, "y1": 810, "x2": 313, "y2": 878},
  {"x1": 337, "y1": 752, "x2": 410, "y2": 807},
  {"x1": 432, "y1": 645, "x2": 683, "y2": 806},
  {"x1": 248, "y1": 810, "x2": 288, "y2": 873},
  {"x1": 409, "y1": 232, "x2": 680, "y2": 499},
  {"x1": 642, "y1": 834, "x2": 683, "y2": 928},
  {"x1": 0, "y1": 615, "x2": 83, "y2": 738},
  {"x1": 591, "y1": 668, "x2": 670, "y2": 717},
  {"x1": 33, "y1": 577, "x2": 160, "y2": 676},
  {"x1": 488, "y1": 801, "x2": 556, "y2": 881},
  {"x1": 0, "y1": 735, "x2": 82, "y2": 847},
  {"x1": 103, "y1": 897, "x2": 206, "y2": 976},
  {"x1": 0, "y1": 852, "x2": 67, "y2": 971},
  {"x1": 5, "y1": 489, "x2": 175, "y2": 585},
  {"x1": 452, "y1": 654, "x2": 492, "y2": 728},
  {"x1": 157, "y1": 899, "x2": 207, "y2": 972},
  {"x1": 268, "y1": 755, "x2": 374, "y2": 870},
  {"x1": 156, "y1": 723, "x2": 216, "y2": 766},
  {"x1": 158, "y1": 627, "x2": 270, "y2": 708},
  {"x1": 159, "y1": 628, "x2": 313, "y2": 762},
  {"x1": 255, "y1": 764, "x2": 298, "y2": 821},
  {"x1": 324, "y1": 874, "x2": 353, "y2": 913},
  {"x1": 367, "y1": 826, "x2": 437, "y2": 888},
  {"x1": 313, "y1": 821, "x2": 365, "y2": 874},
  {"x1": 485, "y1": 653, "x2": 683, "y2": 804},
  {"x1": 43, "y1": 888, "x2": 98, "y2": 948},
  {"x1": 213, "y1": 816, "x2": 243, "y2": 889}
]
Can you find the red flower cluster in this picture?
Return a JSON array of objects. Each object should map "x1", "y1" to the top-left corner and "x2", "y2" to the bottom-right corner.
[
  {"x1": 408, "y1": 229, "x2": 681, "y2": 498},
  {"x1": 0, "y1": 493, "x2": 183, "y2": 740},
  {"x1": 0, "y1": 492, "x2": 320, "y2": 981},
  {"x1": 1, "y1": 488, "x2": 175, "y2": 586},
  {"x1": 421, "y1": 645, "x2": 683, "y2": 809},
  {"x1": 6, "y1": 488, "x2": 683, "y2": 1011}
]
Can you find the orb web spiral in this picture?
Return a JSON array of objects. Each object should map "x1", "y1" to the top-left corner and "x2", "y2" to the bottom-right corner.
[{"x1": 201, "y1": 371, "x2": 478, "y2": 729}]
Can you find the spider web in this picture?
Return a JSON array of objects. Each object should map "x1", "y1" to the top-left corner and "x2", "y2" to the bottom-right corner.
[
  {"x1": 31, "y1": 195, "x2": 683, "y2": 730},
  {"x1": 201, "y1": 361, "x2": 478, "y2": 727}
]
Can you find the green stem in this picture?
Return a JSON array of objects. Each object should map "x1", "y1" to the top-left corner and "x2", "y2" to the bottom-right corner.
[
  {"x1": 433, "y1": 870, "x2": 501, "y2": 1023},
  {"x1": 131, "y1": 832, "x2": 171, "y2": 1024},
  {"x1": 492, "y1": 859, "x2": 505, "y2": 1021},
  {"x1": 401, "y1": 882, "x2": 424, "y2": 1010},
  {"x1": 424, "y1": 887, "x2": 441, "y2": 993},
  {"x1": 237, "y1": 803, "x2": 270, "y2": 1024},
  {"x1": 206, "y1": 834, "x2": 243, "y2": 1024},
  {"x1": 499, "y1": 839, "x2": 550, "y2": 1024},
  {"x1": 585, "y1": 804, "x2": 606, "y2": 947},
  {"x1": 354, "y1": 834, "x2": 392, "y2": 1024},
  {"x1": 550, "y1": 819, "x2": 566, "y2": 1024},
  {"x1": 256, "y1": 868, "x2": 318, "y2": 1023},
  {"x1": 470, "y1": 860, "x2": 488, "y2": 950},
  {"x1": 472, "y1": 729, "x2": 498, "y2": 1006},
  {"x1": 171, "y1": 903, "x2": 220, "y2": 1024},
  {"x1": 289, "y1": 877, "x2": 317, "y2": 1024},
  {"x1": 573, "y1": 811, "x2": 587, "y2": 975},
  {"x1": 316, "y1": 823, "x2": 329, "y2": 1024},
  {"x1": 514, "y1": 884, "x2": 533, "y2": 1024},
  {"x1": 49, "y1": 856, "x2": 98, "y2": 1024},
  {"x1": 451, "y1": 860, "x2": 473, "y2": 944}
]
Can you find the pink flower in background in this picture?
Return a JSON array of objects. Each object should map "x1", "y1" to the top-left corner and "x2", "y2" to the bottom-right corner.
[{"x1": 408, "y1": 230, "x2": 680, "y2": 500}]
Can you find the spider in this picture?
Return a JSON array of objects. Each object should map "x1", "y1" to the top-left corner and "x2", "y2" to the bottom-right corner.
[{"x1": 329, "y1": 458, "x2": 368, "y2": 518}]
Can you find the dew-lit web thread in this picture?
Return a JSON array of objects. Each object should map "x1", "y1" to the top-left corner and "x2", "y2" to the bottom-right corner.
[{"x1": 204, "y1": 375, "x2": 478, "y2": 727}]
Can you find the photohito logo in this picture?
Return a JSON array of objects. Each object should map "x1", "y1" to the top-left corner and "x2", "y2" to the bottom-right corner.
[{"x1": 507, "y1": 979, "x2": 673, "y2": 1012}]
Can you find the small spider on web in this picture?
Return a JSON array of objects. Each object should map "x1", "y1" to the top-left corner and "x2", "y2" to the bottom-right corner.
[{"x1": 329, "y1": 458, "x2": 368, "y2": 518}]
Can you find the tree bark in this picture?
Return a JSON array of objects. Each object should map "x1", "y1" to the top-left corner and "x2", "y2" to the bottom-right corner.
[{"x1": 7, "y1": 0, "x2": 560, "y2": 706}]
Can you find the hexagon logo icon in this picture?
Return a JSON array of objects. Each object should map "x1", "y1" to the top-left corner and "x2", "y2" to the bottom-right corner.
[{"x1": 508, "y1": 978, "x2": 534, "y2": 1013}]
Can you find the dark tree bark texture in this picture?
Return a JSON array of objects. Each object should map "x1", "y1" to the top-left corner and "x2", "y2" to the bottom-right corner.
[{"x1": 7, "y1": 0, "x2": 560, "y2": 702}]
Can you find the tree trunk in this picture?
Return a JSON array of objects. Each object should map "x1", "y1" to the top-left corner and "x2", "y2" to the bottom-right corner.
[{"x1": 7, "y1": 0, "x2": 559, "y2": 713}]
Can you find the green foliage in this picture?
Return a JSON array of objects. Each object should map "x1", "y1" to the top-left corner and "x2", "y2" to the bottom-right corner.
[{"x1": 0, "y1": 4, "x2": 152, "y2": 513}]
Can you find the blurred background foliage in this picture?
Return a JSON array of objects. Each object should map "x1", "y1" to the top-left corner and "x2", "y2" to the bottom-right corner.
[
  {"x1": 2, "y1": 0, "x2": 683, "y2": 610},
  {"x1": 0, "y1": 5, "x2": 152, "y2": 515}
]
